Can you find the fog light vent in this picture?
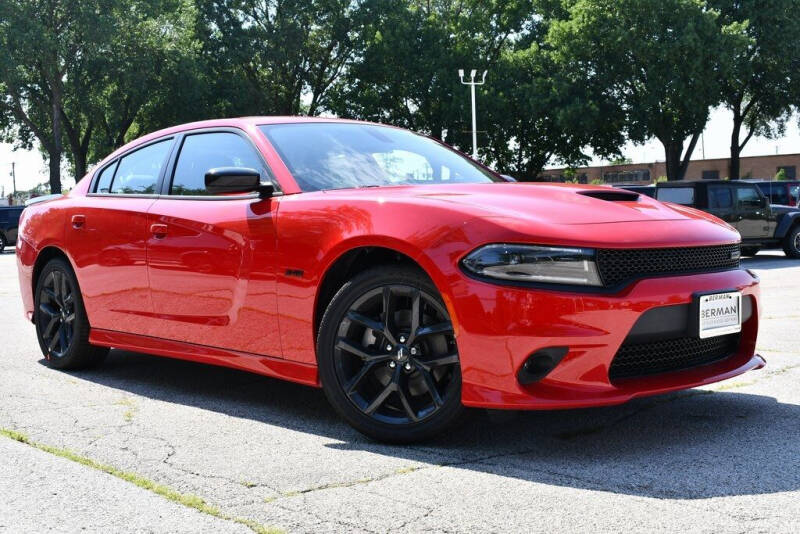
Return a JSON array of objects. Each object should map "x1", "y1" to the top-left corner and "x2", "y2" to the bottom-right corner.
[{"x1": 517, "y1": 347, "x2": 569, "y2": 385}]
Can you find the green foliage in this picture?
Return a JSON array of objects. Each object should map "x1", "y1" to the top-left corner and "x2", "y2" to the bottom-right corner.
[
  {"x1": 610, "y1": 157, "x2": 633, "y2": 166},
  {"x1": 547, "y1": 0, "x2": 738, "y2": 180},
  {"x1": 776, "y1": 168, "x2": 789, "y2": 181},
  {"x1": 589, "y1": 178, "x2": 605, "y2": 185},
  {"x1": 196, "y1": 0, "x2": 367, "y2": 117},
  {"x1": 1, "y1": 0, "x2": 798, "y2": 191},
  {"x1": 709, "y1": 0, "x2": 800, "y2": 179},
  {"x1": 655, "y1": 176, "x2": 668, "y2": 183},
  {"x1": 327, "y1": 0, "x2": 534, "y2": 149}
]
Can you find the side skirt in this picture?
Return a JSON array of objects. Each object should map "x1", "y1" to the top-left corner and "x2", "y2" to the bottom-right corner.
[{"x1": 89, "y1": 328, "x2": 319, "y2": 387}]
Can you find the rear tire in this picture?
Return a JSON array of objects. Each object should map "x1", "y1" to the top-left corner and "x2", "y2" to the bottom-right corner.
[
  {"x1": 34, "y1": 258, "x2": 108, "y2": 369},
  {"x1": 783, "y1": 225, "x2": 800, "y2": 259},
  {"x1": 317, "y1": 266, "x2": 464, "y2": 443}
]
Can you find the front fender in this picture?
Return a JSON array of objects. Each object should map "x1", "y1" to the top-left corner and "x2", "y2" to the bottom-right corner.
[{"x1": 775, "y1": 211, "x2": 800, "y2": 238}]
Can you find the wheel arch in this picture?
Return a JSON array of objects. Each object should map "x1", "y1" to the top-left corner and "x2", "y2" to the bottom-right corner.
[
  {"x1": 775, "y1": 212, "x2": 800, "y2": 238},
  {"x1": 313, "y1": 242, "x2": 451, "y2": 342},
  {"x1": 32, "y1": 246, "x2": 75, "y2": 297}
]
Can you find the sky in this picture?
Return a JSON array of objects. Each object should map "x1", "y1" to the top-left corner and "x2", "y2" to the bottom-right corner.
[{"x1": 1, "y1": 106, "x2": 798, "y2": 193}]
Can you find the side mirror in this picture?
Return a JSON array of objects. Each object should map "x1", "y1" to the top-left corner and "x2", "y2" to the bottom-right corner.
[{"x1": 204, "y1": 167, "x2": 274, "y2": 198}]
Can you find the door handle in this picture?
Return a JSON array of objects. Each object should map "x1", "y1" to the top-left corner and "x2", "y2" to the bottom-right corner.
[
  {"x1": 71, "y1": 214, "x2": 86, "y2": 229},
  {"x1": 150, "y1": 223, "x2": 168, "y2": 238}
]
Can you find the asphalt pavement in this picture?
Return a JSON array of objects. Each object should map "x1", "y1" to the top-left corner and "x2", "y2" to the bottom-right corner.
[{"x1": 0, "y1": 248, "x2": 798, "y2": 533}]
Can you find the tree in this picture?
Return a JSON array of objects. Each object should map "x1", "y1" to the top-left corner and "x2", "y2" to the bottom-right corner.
[
  {"x1": 481, "y1": 42, "x2": 623, "y2": 180},
  {"x1": 73, "y1": 0, "x2": 203, "y2": 176},
  {"x1": 0, "y1": 0, "x2": 114, "y2": 193},
  {"x1": 548, "y1": 0, "x2": 737, "y2": 180},
  {"x1": 328, "y1": 0, "x2": 533, "y2": 150},
  {"x1": 709, "y1": 0, "x2": 800, "y2": 180},
  {"x1": 776, "y1": 168, "x2": 788, "y2": 181},
  {"x1": 195, "y1": 0, "x2": 367, "y2": 117}
]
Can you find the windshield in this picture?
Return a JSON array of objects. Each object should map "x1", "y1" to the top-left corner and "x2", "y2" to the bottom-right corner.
[{"x1": 260, "y1": 122, "x2": 498, "y2": 192}]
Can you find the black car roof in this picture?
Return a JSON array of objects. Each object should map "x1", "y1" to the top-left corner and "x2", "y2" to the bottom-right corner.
[{"x1": 657, "y1": 180, "x2": 740, "y2": 187}]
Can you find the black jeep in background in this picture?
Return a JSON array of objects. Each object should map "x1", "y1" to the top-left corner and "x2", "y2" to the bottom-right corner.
[
  {"x1": 655, "y1": 180, "x2": 800, "y2": 258},
  {"x1": 0, "y1": 205, "x2": 25, "y2": 252}
]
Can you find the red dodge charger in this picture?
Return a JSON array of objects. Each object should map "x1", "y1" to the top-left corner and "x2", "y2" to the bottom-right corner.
[{"x1": 16, "y1": 117, "x2": 764, "y2": 442}]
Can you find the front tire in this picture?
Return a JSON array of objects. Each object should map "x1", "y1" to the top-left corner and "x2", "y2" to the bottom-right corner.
[
  {"x1": 0, "y1": 233, "x2": 6, "y2": 253},
  {"x1": 34, "y1": 258, "x2": 108, "y2": 369},
  {"x1": 783, "y1": 225, "x2": 800, "y2": 259},
  {"x1": 317, "y1": 266, "x2": 464, "y2": 443}
]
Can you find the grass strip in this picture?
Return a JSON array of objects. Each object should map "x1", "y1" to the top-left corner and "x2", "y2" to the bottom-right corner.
[{"x1": 0, "y1": 428, "x2": 281, "y2": 534}]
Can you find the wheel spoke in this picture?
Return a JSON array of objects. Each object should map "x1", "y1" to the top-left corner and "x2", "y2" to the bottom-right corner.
[
  {"x1": 419, "y1": 368, "x2": 443, "y2": 408},
  {"x1": 364, "y1": 379, "x2": 396, "y2": 415},
  {"x1": 397, "y1": 375, "x2": 419, "y2": 422},
  {"x1": 345, "y1": 362, "x2": 375, "y2": 394},
  {"x1": 381, "y1": 286, "x2": 398, "y2": 344},
  {"x1": 39, "y1": 303, "x2": 59, "y2": 318},
  {"x1": 60, "y1": 273, "x2": 68, "y2": 306},
  {"x1": 42, "y1": 316, "x2": 59, "y2": 339},
  {"x1": 58, "y1": 325, "x2": 68, "y2": 353},
  {"x1": 414, "y1": 322, "x2": 453, "y2": 339},
  {"x1": 346, "y1": 311, "x2": 385, "y2": 334},
  {"x1": 406, "y1": 289, "x2": 421, "y2": 343},
  {"x1": 418, "y1": 353, "x2": 459, "y2": 371},
  {"x1": 336, "y1": 338, "x2": 389, "y2": 363},
  {"x1": 43, "y1": 287, "x2": 58, "y2": 304},
  {"x1": 50, "y1": 272, "x2": 60, "y2": 302},
  {"x1": 47, "y1": 328, "x2": 61, "y2": 352},
  {"x1": 64, "y1": 313, "x2": 75, "y2": 324}
]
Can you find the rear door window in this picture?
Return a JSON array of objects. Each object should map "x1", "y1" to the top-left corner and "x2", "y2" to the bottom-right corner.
[
  {"x1": 656, "y1": 187, "x2": 695, "y2": 205},
  {"x1": 108, "y1": 139, "x2": 173, "y2": 194}
]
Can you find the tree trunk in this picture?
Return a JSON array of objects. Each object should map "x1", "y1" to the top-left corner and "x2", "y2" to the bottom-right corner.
[
  {"x1": 664, "y1": 141, "x2": 683, "y2": 181},
  {"x1": 50, "y1": 93, "x2": 63, "y2": 194},
  {"x1": 729, "y1": 112, "x2": 742, "y2": 180}
]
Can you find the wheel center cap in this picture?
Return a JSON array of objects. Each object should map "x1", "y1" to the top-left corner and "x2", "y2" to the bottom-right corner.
[{"x1": 395, "y1": 347, "x2": 409, "y2": 362}]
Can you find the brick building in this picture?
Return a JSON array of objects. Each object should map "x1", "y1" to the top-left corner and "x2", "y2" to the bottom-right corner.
[{"x1": 541, "y1": 152, "x2": 800, "y2": 184}]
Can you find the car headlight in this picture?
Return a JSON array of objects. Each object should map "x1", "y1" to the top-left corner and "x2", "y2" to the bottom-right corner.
[{"x1": 461, "y1": 244, "x2": 603, "y2": 286}]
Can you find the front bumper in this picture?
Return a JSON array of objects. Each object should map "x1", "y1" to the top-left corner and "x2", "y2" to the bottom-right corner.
[{"x1": 449, "y1": 268, "x2": 762, "y2": 409}]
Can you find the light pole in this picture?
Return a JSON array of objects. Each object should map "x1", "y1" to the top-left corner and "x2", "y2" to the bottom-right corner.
[
  {"x1": 11, "y1": 162, "x2": 16, "y2": 194},
  {"x1": 459, "y1": 69, "x2": 487, "y2": 160}
]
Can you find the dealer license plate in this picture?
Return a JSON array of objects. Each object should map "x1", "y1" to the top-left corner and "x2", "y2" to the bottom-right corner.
[{"x1": 698, "y1": 292, "x2": 742, "y2": 339}]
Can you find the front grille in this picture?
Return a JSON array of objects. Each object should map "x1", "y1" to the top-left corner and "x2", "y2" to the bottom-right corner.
[
  {"x1": 596, "y1": 244, "x2": 740, "y2": 287},
  {"x1": 609, "y1": 334, "x2": 740, "y2": 382}
]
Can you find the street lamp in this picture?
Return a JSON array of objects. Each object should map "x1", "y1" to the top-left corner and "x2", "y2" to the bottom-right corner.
[{"x1": 459, "y1": 69, "x2": 487, "y2": 160}]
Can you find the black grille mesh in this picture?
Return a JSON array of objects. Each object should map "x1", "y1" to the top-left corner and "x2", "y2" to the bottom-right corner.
[
  {"x1": 609, "y1": 334, "x2": 740, "y2": 382},
  {"x1": 596, "y1": 244, "x2": 740, "y2": 287}
]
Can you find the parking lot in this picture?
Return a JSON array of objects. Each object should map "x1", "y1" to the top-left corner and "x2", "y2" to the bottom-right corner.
[{"x1": 0, "y1": 248, "x2": 798, "y2": 533}]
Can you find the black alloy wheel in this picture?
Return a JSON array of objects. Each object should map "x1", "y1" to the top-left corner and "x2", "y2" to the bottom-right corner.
[
  {"x1": 37, "y1": 268, "x2": 76, "y2": 359},
  {"x1": 34, "y1": 258, "x2": 108, "y2": 369},
  {"x1": 317, "y1": 266, "x2": 464, "y2": 443}
]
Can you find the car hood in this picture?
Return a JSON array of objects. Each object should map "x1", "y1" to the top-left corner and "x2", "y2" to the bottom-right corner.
[{"x1": 340, "y1": 182, "x2": 718, "y2": 225}]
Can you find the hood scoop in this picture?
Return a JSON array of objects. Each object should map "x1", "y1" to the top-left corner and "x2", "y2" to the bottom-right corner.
[{"x1": 578, "y1": 190, "x2": 640, "y2": 202}]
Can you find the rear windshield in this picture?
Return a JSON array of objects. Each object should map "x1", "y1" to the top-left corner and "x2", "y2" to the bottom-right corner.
[
  {"x1": 657, "y1": 187, "x2": 695, "y2": 206},
  {"x1": 259, "y1": 122, "x2": 497, "y2": 192}
]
